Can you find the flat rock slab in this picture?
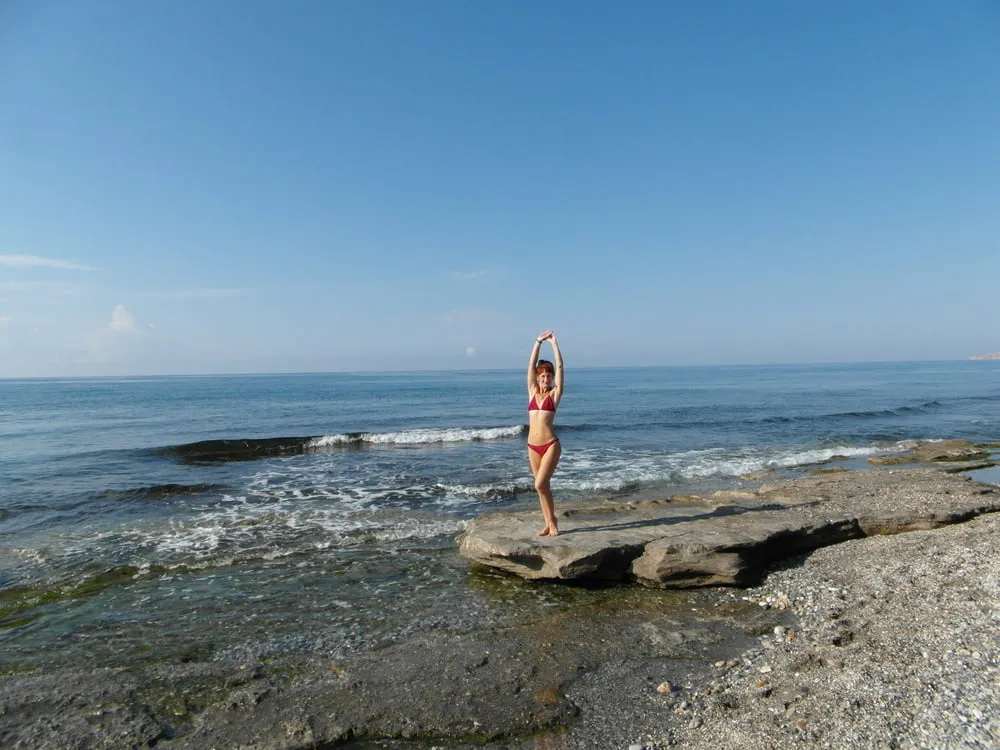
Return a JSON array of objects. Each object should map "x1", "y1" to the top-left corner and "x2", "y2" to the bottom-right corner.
[
  {"x1": 869, "y1": 438, "x2": 994, "y2": 465},
  {"x1": 458, "y1": 469, "x2": 1000, "y2": 587}
]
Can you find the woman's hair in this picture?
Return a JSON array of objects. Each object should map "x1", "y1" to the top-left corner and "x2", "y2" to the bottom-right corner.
[{"x1": 535, "y1": 359, "x2": 555, "y2": 375}]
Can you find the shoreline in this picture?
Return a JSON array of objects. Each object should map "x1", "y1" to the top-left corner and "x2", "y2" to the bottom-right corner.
[{"x1": 1, "y1": 452, "x2": 998, "y2": 748}]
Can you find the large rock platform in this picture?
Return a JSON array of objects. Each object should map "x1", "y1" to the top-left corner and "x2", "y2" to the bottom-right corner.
[{"x1": 458, "y1": 467, "x2": 1000, "y2": 587}]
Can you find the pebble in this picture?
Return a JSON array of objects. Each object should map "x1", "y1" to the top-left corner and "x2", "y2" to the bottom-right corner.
[{"x1": 656, "y1": 681, "x2": 673, "y2": 694}]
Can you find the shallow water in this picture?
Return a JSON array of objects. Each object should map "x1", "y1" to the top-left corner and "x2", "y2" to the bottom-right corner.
[{"x1": 967, "y1": 463, "x2": 1000, "y2": 486}]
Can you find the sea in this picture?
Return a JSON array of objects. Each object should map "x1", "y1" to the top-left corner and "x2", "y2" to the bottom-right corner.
[{"x1": 1, "y1": 361, "x2": 998, "y2": 675}]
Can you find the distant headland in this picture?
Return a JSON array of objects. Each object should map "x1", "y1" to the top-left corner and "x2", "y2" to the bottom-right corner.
[{"x1": 970, "y1": 352, "x2": 1000, "y2": 360}]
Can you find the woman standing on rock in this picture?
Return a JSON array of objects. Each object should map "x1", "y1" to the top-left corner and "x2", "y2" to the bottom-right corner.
[{"x1": 527, "y1": 329, "x2": 563, "y2": 536}]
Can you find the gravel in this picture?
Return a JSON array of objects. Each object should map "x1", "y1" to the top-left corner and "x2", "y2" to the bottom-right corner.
[{"x1": 634, "y1": 509, "x2": 1000, "y2": 749}]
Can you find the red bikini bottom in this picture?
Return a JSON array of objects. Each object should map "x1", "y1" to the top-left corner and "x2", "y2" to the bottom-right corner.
[{"x1": 528, "y1": 438, "x2": 559, "y2": 457}]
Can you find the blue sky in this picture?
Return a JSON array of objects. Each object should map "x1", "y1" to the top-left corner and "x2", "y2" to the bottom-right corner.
[{"x1": 1, "y1": 0, "x2": 998, "y2": 377}]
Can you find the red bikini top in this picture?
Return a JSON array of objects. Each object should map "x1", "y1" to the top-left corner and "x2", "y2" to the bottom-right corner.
[{"x1": 528, "y1": 393, "x2": 556, "y2": 413}]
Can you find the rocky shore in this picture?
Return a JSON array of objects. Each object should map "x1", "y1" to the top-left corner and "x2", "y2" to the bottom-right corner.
[{"x1": 1, "y1": 443, "x2": 998, "y2": 749}]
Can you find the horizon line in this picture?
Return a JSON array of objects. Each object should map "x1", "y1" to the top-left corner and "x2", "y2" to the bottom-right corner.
[{"x1": 0, "y1": 357, "x2": 988, "y2": 382}]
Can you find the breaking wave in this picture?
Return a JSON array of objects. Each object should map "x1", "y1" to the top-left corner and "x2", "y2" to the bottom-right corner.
[
  {"x1": 307, "y1": 425, "x2": 524, "y2": 448},
  {"x1": 158, "y1": 426, "x2": 526, "y2": 463}
]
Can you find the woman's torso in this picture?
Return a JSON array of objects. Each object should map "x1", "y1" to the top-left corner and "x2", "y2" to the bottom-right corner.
[{"x1": 527, "y1": 390, "x2": 558, "y2": 443}]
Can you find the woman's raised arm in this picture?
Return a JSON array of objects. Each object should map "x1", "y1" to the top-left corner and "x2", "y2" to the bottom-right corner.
[
  {"x1": 550, "y1": 334, "x2": 564, "y2": 397},
  {"x1": 528, "y1": 330, "x2": 552, "y2": 393}
]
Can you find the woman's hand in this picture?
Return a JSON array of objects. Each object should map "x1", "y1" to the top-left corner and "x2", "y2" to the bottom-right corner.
[{"x1": 537, "y1": 329, "x2": 553, "y2": 342}]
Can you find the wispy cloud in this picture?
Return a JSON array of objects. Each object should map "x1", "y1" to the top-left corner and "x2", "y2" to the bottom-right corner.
[
  {"x1": 0, "y1": 315, "x2": 11, "y2": 323},
  {"x1": 176, "y1": 287, "x2": 251, "y2": 298},
  {"x1": 108, "y1": 304, "x2": 137, "y2": 333},
  {"x1": 0, "y1": 280, "x2": 92, "y2": 296},
  {"x1": 0, "y1": 254, "x2": 99, "y2": 271},
  {"x1": 450, "y1": 269, "x2": 492, "y2": 283}
]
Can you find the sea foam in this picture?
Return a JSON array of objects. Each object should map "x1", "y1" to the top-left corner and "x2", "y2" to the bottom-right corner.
[{"x1": 307, "y1": 425, "x2": 523, "y2": 448}]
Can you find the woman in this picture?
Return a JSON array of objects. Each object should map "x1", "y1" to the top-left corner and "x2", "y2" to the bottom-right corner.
[{"x1": 527, "y1": 329, "x2": 563, "y2": 536}]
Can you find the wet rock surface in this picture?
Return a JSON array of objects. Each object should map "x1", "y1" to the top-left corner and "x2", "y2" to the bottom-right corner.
[
  {"x1": 868, "y1": 438, "x2": 994, "y2": 465},
  {"x1": 0, "y1": 588, "x2": 770, "y2": 749}
]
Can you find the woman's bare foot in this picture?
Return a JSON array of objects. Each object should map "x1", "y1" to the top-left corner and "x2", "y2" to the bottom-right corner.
[
  {"x1": 537, "y1": 527, "x2": 552, "y2": 537},
  {"x1": 548, "y1": 526, "x2": 559, "y2": 537}
]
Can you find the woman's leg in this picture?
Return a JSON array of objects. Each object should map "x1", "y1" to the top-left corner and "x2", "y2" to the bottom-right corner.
[
  {"x1": 531, "y1": 441, "x2": 562, "y2": 535},
  {"x1": 528, "y1": 449, "x2": 546, "y2": 534}
]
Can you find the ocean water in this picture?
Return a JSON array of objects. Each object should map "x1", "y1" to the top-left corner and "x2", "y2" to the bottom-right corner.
[{"x1": 1, "y1": 362, "x2": 998, "y2": 672}]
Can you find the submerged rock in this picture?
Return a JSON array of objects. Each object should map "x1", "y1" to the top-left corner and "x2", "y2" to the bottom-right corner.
[
  {"x1": 458, "y1": 469, "x2": 1000, "y2": 586},
  {"x1": 868, "y1": 439, "x2": 993, "y2": 465}
]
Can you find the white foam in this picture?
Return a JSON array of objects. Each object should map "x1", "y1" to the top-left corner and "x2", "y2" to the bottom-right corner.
[
  {"x1": 435, "y1": 481, "x2": 529, "y2": 502},
  {"x1": 76, "y1": 500, "x2": 467, "y2": 572},
  {"x1": 766, "y1": 445, "x2": 886, "y2": 467},
  {"x1": 307, "y1": 425, "x2": 523, "y2": 448},
  {"x1": 546, "y1": 443, "x2": 897, "y2": 494},
  {"x1": 40, "y1": 466, "x2": 473, "y2": 574}
]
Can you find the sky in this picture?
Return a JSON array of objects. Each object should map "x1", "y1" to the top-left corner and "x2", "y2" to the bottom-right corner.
[{"x1": 1, "y1": 0, "x2": 998, "y2": 377}]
